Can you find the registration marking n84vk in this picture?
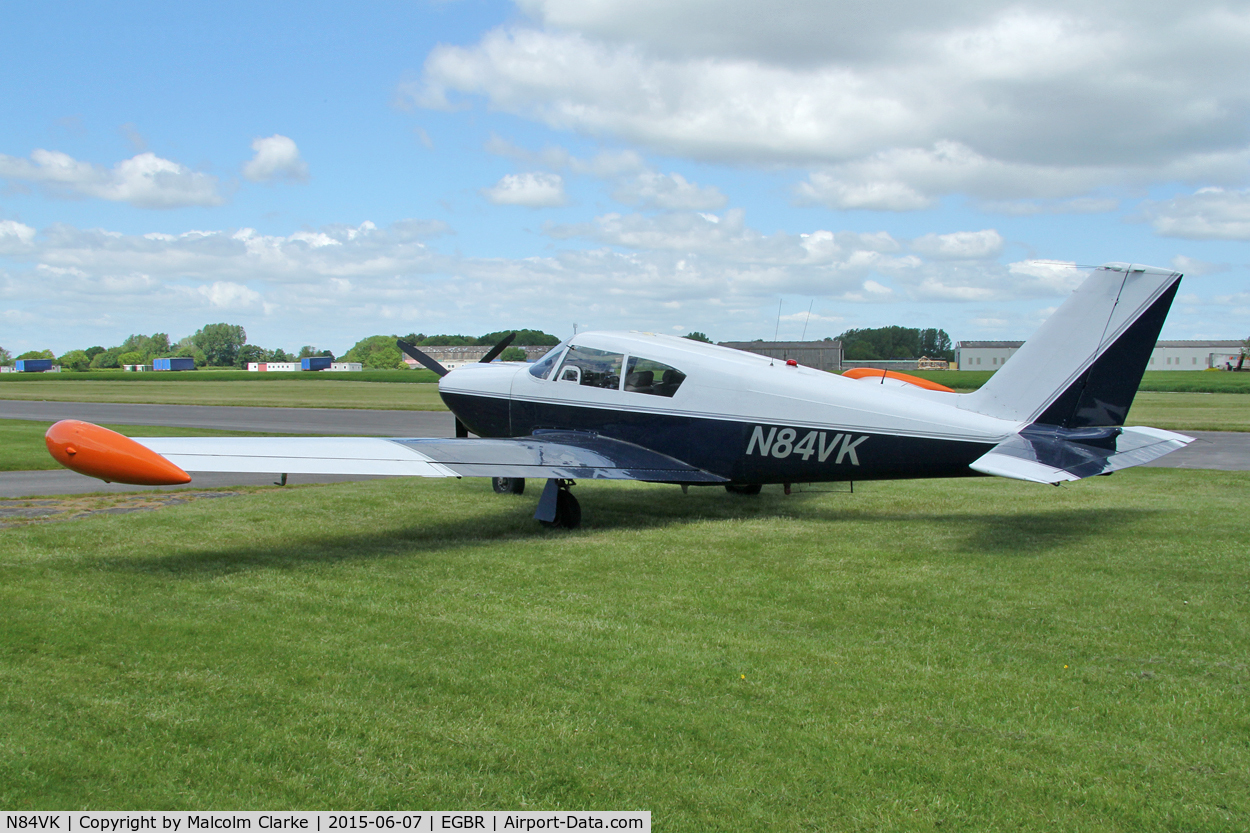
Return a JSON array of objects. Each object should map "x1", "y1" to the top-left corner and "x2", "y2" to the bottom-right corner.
[{"x1": 746, "y1": 426, "x2": 867, "y2": 465}]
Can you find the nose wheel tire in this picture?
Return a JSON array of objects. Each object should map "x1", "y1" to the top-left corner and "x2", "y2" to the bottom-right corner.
[
  {"x1": 725, "y1": 483, "x2": 762, "y2": 495},
  {"x1": 492, "y1": 477, "x2": 526, "y2": 495}
]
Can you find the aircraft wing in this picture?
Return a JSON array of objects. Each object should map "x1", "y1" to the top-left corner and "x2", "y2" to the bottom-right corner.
[
  {"x1": 45, "y1": 421, "x2": 725, "y2": 485},
  {"x1": 969, "y1": 425, "x2": 1192, "y2": 485},
  {"x1": 141, "y1": 432, "x2": 726, "y2": 482}
]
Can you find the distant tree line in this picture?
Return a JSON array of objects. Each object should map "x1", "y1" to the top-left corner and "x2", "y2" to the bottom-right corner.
[
  {"x1": 837, "y1": 326, "x2": 954, "y2": 362},
  {"x1": 14, "y1": 326, "x2": 1250, "y2": 372},
  {"x1": 1, "y1": 325, "x2": 332, "y2": 371},
  {"x1": 1, "y1": 326, "x2": 562, "y2": 371}
]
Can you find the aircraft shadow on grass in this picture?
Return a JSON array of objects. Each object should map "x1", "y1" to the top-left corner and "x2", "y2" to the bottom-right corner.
[{"x1": 98, "y1": 489, "x2": 1157, "y2": 577}]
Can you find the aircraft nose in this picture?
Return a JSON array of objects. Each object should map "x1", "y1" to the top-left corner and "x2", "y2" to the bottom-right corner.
[{"x1": 438, "y1": 361, "x2": 525, "y2": 397}]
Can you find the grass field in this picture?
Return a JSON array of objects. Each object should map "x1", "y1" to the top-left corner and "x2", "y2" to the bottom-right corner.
[
  {"x1": 906, "y1": 369, "x2": 1250, "y2": 393},
  {"x1": 0, "y1": 368, "x2": 441, "y2": 383},
  {"x1": 0, "y1": 379, "x2": 447, "y2": 410},
  {"x1": 0, "y1": 420, "x2": 293, "y2": 472},
  {"x1": 8, "y1": 368, "x2": 1249, "y2": 394},
  {"x1": 0, "y1": 470, "x2": 1245, "y2": 828},
  {"x1": 1125, "y1": 391, "x2": 1250, "y2": 432},
  {"x1": 3, "y1": 385, "x2": 1246, "y2": 433}
]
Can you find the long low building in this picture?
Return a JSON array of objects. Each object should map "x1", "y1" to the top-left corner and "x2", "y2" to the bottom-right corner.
[
  {"x1": 717, "y1": 340, "x2": 843, "y2": 372},
  {"x1": 956, "y1": 339, "x2": 1245, "y2": 370},
  {"x1": 401, "y1": 344, "x2": 556, "y2": 370}
]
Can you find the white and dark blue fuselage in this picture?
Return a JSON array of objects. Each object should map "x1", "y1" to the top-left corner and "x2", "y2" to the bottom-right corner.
[{"x1": 439, "y1": 332, "x2": 1014, "y2": 485}]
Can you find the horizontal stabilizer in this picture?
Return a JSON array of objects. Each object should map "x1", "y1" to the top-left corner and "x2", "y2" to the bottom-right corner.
[{"x1": 970, "y1": 425, "x2": 1192, "y2": 485}]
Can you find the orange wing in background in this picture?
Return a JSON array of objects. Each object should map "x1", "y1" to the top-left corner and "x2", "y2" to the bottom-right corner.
[{"x1": 841, "y1": 367, "x2": 956, "y2": 392}]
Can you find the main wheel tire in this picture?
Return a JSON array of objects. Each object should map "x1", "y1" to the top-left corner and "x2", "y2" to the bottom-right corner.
[
  {"x1": 557, "y1": 490, "x2": 581, "y2": 528},
  {"x1": 725, "y1": 483, "x2": 762, "y2": 495},
  {"x1": 540, "y1": 489, "x2": 582, "y2": 529},
  {"x1": 492, "y1": 477, "x2": 526, "y2": 494}
]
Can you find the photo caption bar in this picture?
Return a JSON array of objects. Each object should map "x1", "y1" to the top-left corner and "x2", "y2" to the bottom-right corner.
[{"x1": 2, "y1": 813, "x2": 649, "y2": 833}]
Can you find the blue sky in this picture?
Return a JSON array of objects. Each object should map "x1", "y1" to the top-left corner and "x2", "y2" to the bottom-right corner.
[{"x1": 3, "y1": 0, "x2": 1249, "y2": 356}]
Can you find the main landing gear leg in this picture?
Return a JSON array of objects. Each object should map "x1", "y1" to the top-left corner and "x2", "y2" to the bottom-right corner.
[{"x1": 535, "y1": 478, "x2": 581, "y2": 529}]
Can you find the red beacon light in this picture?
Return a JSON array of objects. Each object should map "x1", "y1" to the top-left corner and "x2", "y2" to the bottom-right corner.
[{"x1": 785, "y1": 359, "x2": 798, "y2": 367}]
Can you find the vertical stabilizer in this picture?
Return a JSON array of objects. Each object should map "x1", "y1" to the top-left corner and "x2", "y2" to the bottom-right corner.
[{"x1": 959, "y1": 264, "x2": 1182, "y2": 427}]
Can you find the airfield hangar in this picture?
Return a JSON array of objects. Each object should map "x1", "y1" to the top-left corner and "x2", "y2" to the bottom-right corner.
[
  {"x1": 955, "y1": 339, "x2": 1245, "y2": 371},
  {"x1": 401, "y1": 344, "x2": 554, "y2": 371},
  {"x1": 718, "y1": 340, "x2": 843, "y2": 372}
]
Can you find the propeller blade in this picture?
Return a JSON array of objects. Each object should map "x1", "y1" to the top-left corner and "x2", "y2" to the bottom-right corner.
[
  {"x1": 455, "y1": 419, "x2": 469, "y2": 438},
  {"x1": 397, "y1": 339, "x2": 449, "y2": 377},
  {"x1": 479, "y1": 332, "x2": 517, "y2": 364}
]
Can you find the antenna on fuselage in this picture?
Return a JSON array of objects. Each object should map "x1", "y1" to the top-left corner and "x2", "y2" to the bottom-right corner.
[
  {"x1": 770, "y1": 300, "x2": 783, "y2": 366},
  {"x1": 800, "y1": 300, "x2": 814, "y2": 341}
]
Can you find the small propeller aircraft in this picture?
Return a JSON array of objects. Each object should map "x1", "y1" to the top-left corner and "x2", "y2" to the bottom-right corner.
[{"x1": 45, "y1": 263, "x2": 1192, "y2": 528}]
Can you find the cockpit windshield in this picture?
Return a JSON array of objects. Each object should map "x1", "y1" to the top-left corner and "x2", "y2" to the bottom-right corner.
[
  {"x1": 531, "y1": 341, "x2": 686, "y2": 398},
  {"x1": 528, "y1": 342, "x2": 568, "y2": 379},
  {"x1": 556, "y1": 345, "x2": 623, "y2": 389}
]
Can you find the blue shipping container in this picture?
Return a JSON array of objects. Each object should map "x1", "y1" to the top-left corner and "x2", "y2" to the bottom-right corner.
[
  {"x1": 16, "y1": 359, "x2": 53, "y2": 372},
  {"x1": 154, "y1": 357, "x2": 196, "y2": 371},
  {"x1": 301, "y1": 356, "x2": 333, "y2": 371}
]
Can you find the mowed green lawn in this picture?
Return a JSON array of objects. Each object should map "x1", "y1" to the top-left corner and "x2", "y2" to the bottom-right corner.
[
  {"x1": 1, "y1": 471, "x2": 1246, "y2": 828},
  {"x1": 0, "y1": 420, "x2": 288, "y2": 471},
  {"x1": 0, "y1": 379, "x2": 446, "y2": 409},
  {"x1": 1125, "y1": 391, "x2": 1250, "y2": 432},
  {"x1": 906, "y1": 370, "x2": 1250, "y2": 394},
  {"x1": 3, "y1": 376, "x2": 1248, "y2": 431}
]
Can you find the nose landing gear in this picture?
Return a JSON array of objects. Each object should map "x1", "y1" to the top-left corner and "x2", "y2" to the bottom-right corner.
[{"x1": 535, "y1": 478, "x2": 581, "y2": 529}]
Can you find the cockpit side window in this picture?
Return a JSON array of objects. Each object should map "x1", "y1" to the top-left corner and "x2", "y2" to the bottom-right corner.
[
  {"x1": 556, "y1": 345, "x2": 624, "y2": 389},
  {"x1": 624, "y1": 356, "x2": 686, "y2": 397},
  {"x1": 528, "y1": 343, "x2": 567, "y2": 379}
]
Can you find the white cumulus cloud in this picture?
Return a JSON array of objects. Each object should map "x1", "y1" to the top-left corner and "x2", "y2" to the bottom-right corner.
[
  {"x1": 0, "y1": 149, "x2": 223, "y2": 208},
  {"x1": 197, "y1": 281, "x2": 263, "y2": 309},
  {"x1": 403, "y1": 2, "x2": 1250, "y2": 207},
  {"x1": 0, "y1": 220, "x2": 37, "y2": 252},
  {"x1": 612, "y1": 172, "x2": 727, "y2": 211},
  {"x1": 1141, "y1": 187, "x2": 1250, "y2": 240},
  {"x1": 911, "y1": 230, "x2": 1004, "y2": 260},
  {"x1": 482, "y1": 172, "x2": 568, "y2": 207},
  {"x1": 796, "y1": 175, "x2": 933, "y2": 212},
  {"x1": 242, "y1": 135, "x2": 309, "y2": 183}
]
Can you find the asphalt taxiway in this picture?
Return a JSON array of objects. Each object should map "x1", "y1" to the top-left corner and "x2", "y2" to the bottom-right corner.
[{"x1": 0, "y1": 400, "x2": 455, "y2": 436}]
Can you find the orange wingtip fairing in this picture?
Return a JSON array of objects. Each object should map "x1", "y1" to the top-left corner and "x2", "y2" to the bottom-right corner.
[
  {"x1": 45, "y1": 419, "x2": 192, "y2": 485},
  {"x1": 842, "y1": 367, "x2": 955, "y2": 393}
]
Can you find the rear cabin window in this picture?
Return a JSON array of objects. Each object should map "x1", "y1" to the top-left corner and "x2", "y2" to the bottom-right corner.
[
  {"x1": 623, "y1": 356, "x2": 686, "y2": 397},
  {"x1": 556, "y1": 346, "x2": 623, "y2": 389}
]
